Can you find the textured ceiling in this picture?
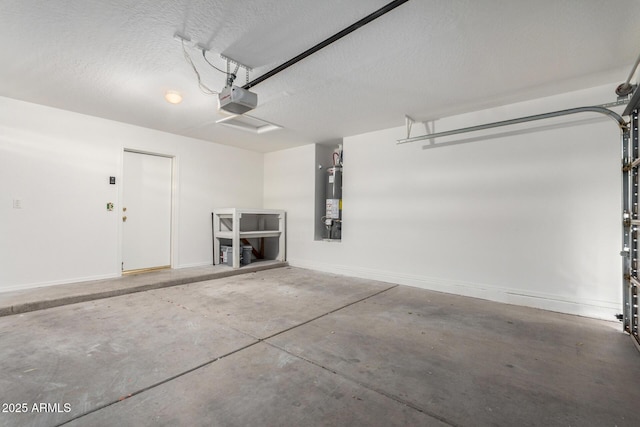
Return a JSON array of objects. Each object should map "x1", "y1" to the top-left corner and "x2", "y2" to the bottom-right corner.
[{"x1": 1, "y1": 0, "x2": 639, "y2": 152}]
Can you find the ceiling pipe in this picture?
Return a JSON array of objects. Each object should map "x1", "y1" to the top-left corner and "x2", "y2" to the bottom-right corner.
[
  {"x1": 242, "y1": 0, "x2": 410, "y2": 90},
  {"x1": 396, "y1": 106, "x2": 628, "y2": 145}
]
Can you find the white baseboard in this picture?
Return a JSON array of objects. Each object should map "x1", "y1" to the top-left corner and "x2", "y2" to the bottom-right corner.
[
  {"x1": 288, "y1": 258, "x2": 621, "y2": 321},
  {"x1": 0, "y1": 273, "x2": 121, "y2": 293}
]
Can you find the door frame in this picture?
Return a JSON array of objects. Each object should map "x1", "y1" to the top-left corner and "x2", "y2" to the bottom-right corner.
[{"x1": 117, "y1": 148, "x2": 178, "y2": 275}]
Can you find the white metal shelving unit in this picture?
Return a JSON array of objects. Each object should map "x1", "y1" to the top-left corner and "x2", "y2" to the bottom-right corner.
[{"x1": 212, "y1": 208, "x2": 286, "y2": 269}]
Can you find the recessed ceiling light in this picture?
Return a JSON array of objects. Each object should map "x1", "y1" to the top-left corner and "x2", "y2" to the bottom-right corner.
[
  {"x1": 164, "y1": 90, "x2": 183, "y2": 104},
  {"x1": 216, "y1": 114, "x2": 282, "y2": 134}
]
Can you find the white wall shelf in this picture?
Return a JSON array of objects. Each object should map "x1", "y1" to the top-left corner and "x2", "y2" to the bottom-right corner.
[{"x1": 212, "y1": 208, "x2": 286, "y2": 269}]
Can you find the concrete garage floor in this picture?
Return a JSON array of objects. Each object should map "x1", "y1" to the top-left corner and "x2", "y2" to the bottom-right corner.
[{"x1": 0, "y1": 267, "x2": 639, "y2": 426}]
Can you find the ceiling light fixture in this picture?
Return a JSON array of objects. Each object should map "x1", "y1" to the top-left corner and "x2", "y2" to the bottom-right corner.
[
  {"x1": 216, "y1": 114, "x2": 281, "y2": 134},
  {"x1": 164, "y1": 90, "x2": 183, "y2": 104}
]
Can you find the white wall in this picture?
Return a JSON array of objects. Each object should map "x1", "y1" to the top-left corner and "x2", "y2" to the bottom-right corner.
[
  {"x1": 264, "y1": 83, "x2": 624, "y2": 320},
  {"x1": 0, "y1": 96, "x2": 263, "y2": 291}
]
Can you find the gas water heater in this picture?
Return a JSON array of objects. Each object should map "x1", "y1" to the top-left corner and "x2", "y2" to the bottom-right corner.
[{"x1": 324, "y1": 148, "x2": 343, "y2": 240}]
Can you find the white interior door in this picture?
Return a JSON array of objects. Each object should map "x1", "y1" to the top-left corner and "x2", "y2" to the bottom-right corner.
[{"x1": 122, "y1": 151, "x2": 172, "y2": 272}]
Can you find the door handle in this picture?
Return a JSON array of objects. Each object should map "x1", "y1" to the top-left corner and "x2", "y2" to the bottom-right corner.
[{"x1": 122, "y1": 216, "x2": 127, "y2": 222}]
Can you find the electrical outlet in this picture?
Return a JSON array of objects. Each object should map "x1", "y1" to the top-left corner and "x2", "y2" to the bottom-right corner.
[{"x1": 13, "y1": 199, "x2": 22, "y2": 209}]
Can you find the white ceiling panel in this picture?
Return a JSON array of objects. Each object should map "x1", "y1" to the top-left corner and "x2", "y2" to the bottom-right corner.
[{"x1": 1, "y1": 0, "x2": 639, "y2": 152}]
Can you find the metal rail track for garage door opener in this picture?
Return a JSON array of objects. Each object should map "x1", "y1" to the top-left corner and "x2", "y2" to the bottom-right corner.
[
  {"x1": 619, "y1": 51, "x2": 640, "y2": 348},
  {"x1": 622, "y1": 107, "x2": 640, "y2": 347}
]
